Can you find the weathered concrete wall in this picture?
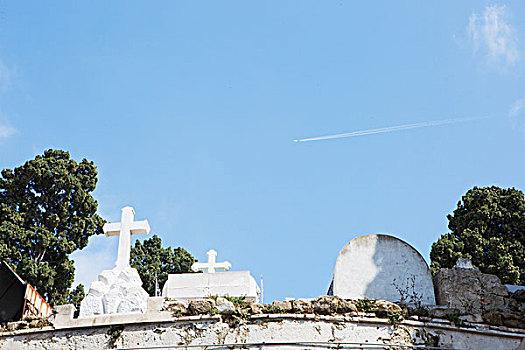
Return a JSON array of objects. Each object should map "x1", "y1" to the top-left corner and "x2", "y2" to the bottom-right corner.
[
  {"x1": 2, "y1": 294, "x2": 525, "y2": 350},
  {"x1": 1, "y1": 314, "x2": 524, "y2": 350},
  {"x1": 434, "y1": 265, "x2": 525, "y2": 329},
  {"x1": 435, "y1": 265, "x2": 509, "y2": 313}
]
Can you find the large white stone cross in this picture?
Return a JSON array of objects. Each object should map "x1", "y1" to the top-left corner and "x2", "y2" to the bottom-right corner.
[
  {"x1": 192, "y1": 249, "x2": 231, "y2": 273},
  {"x1": 103, "y1": 206, "x2": 150, "y2": 269}
]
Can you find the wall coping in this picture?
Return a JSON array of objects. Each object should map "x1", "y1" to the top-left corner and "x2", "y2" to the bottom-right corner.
[{"x1": 2, "y1": 313, "x2": 524, "y2": 341}]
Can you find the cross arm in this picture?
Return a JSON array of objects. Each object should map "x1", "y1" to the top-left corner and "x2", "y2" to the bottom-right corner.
[
  {"x1": 191, "y1": 262, "x2": 207, "y2": 272},
  {"x1": 130, "y1": 220, "x2": 150, "y2": 235},
  {"x1": 103, "y1": 222, "x2": 122, "y2": 237},
  {"x1": 215, "y1": 261, "x2": 232, "y2": 271}
]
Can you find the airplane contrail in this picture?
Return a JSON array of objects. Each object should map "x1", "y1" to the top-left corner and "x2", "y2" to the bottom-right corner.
[{"x1": 293, "y1": 116, "x2": 490, "y2": 142}]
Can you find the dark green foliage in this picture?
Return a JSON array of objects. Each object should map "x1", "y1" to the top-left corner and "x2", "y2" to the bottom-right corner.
[
  {"x1": 355, "y1": 297, "x2": 375, "y2": 312},
  {"x1": 443, "y1": 312, "x2": 463, "y2": 327},
  {"x1": 209, "y1": 295, "x2": 249, "y2": 309},
  {"x1": 261, "y1": 304, "x2": 282, "y2": 313},
  {"x1": 66, "y1": 284, "x2": 85, "y2": 317},
  {"x1": 386, "y1": 311, "x2": 403, "y2": 328},
  {"x1": 224, "y1": 295, "x2": 249, "y2": 309},
  {"x1": 430, "y1": 186, "x2": 525, "y2": 285},
  {"x1": 0, "y1": 150, "x2": 104, "y2": 305},
  {"x1": 130, "y1": 235, "x2": 194, "y2": 296},
  {"x1": 106, "y1": 324, "x2": 125, "y2": 348}
]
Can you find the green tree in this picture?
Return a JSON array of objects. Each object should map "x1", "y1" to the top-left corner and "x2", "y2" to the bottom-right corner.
[
  {"x1": 130, "y1": 235, "x2": 195, "y2": 296},
  {"x1": 0, "y1": 149, "x2": 104, "y2": 305},
  {"x1": 66, "y1": 284, "x2": 85, "y2": 317},
  {"x1": 430, "y1": 186, "x2": 525, "y2": 284}
]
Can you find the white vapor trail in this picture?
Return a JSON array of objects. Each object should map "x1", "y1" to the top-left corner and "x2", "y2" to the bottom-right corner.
[{"x1": 293, "y1": 116, "x2": 489, "y2": 142}]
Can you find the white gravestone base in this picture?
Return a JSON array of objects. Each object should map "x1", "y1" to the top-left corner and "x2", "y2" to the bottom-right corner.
[
  {"x1": 79, "y1": 266, "x2": 149, "y2": 317},
  {"x1": 162, "y1": 271, "x2": 260, "y2": 303}
]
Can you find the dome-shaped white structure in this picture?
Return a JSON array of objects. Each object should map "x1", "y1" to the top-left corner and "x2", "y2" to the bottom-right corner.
[{"x1": 329, "y1": 234, "x2": 435, "y2": 306}]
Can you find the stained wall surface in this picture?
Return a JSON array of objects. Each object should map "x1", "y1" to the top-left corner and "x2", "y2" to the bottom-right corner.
[
  {"x1": 331, "y1": 234, "x2": 436, "y2": 306},
  {"x1": 1, "y1": 315, "x2": 524, "y2": 350}
]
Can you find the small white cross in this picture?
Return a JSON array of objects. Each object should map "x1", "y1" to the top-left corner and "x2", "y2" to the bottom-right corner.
[
  {"x1": 192, "y1": 249, "x2": 231, "y2": 273},
  {"x1": 103, "y1": 206, "x2": 150, "y2": 269}
]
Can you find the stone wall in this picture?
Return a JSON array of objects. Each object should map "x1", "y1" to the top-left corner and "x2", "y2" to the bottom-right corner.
[
  {"x1": 2, "y1": 314, "x2": 525, "y2": 350},
  {"x1": 1, "y1": 297, "x2": 525, "y2": 350},
  {"x1": 434, "y1": 265, "x2": 525, "y2": 329},
  {"x1": 3, "y1": 263, "x2": 525, "y2": 350}
]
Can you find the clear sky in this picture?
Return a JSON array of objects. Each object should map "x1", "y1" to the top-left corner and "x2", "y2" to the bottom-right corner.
[{"x1": 1, "y1": 2, "x2": 524, "y2": 303}]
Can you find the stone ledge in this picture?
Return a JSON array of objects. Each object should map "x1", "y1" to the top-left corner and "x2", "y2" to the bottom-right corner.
[
  {"x1": 2, "y1": 312, "x2": 525, "y2": 342},
  {"x1": 8, "y1": 295, "x2": 525, "y2": 341},
  {"x1": 0, "y1": 326, "x2": 54, "y2": 337},
  {"x1": 0, "y1": 315, "x2": 223, "y2": 337},
  {"x1": 251, "y1": 313, "x2": 525, "y2": 338},
  {"x1": 54, "y1": 313, "x2": 222, "y2": 330},
  {"x1": 3, "y1": 314, "x2": 524, "y2": 350}
]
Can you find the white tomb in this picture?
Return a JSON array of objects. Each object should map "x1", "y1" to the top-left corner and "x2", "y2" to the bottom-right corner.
[
  {"x1": 162, "y1": 249, "x2": 260, "y2": 303},
  {"x1": 329, "y1": 234, "x2": 435, "y2": 306},
  {"x1": 79, "y1": 206, "x2": 151, "y2": 317}
]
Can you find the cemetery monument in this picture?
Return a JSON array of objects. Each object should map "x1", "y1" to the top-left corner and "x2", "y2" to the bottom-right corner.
[
  {"x1": 79, "y1": 206, "x2": 150, "y2": 317},
  {"x1": 162, "y1": 249, "x2": 260, "y2": 302},
  {"x1": 329, "y1": 234, "x2": 435, "y2": 306}
]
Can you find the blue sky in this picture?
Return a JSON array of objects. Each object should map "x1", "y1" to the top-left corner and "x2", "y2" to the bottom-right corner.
[{"x1": 1, "y1": 2, "x2": 524, "y2": 302}]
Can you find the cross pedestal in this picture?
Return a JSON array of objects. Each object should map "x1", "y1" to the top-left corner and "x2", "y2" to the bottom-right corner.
[
  {"x1": 103, "y1": 206, "x2": 150, "y2": 269},
  {"x1": 191, "y1": 249, "x2": 231, "y2": 273}
]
